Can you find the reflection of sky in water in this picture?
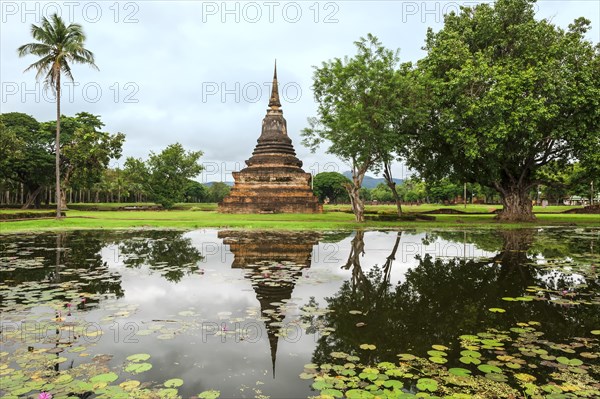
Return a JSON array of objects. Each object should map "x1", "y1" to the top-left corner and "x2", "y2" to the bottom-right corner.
[{"x1": 92, "y1": 229, "x2": 499, "y2": 397}]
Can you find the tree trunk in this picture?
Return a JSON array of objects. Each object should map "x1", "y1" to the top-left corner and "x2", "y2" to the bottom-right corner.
[
  {"x1": 22, "y1": 186, "x2": 44, "y2": 209},
  {"x1": 60, "y1": 189, "x2": 68, "y2": 210},
  {"x1": 55, "y1": 70, "x2": 62, "y2": 218},
  {"x1": 495, "y1": 183, "x2": 536, "y2": 222},
  {"x1": 382, "y1": 161, "x2": 403, "y2": 216},
  {"x1": 346, "y1": 174, "x2": 365, "y2": 223}
]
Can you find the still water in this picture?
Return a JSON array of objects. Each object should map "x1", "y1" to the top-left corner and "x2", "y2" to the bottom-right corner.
[{"x1": 1, "y1": 228, "x2": 599, "y2": 398}]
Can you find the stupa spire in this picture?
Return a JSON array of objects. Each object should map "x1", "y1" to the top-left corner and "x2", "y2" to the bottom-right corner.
[{"x1": 268, "y1": 60, "x2": 281, "y2": 113}]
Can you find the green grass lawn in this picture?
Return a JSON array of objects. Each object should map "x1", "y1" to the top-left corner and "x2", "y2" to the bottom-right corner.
[{"x1": 0, "y1": 203, "x2": 598, "y2": 233}]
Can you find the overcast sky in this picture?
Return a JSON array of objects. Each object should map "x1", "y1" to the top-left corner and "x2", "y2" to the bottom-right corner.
[{"x1": 1, "y1": 1, "x2": 598, "y2": 183}]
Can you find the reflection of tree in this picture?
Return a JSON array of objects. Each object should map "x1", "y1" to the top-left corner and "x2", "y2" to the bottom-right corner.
[
  {"x1": 309, "y1": 229, "x2": 600, "y2": 366},
  {"x1": 341, "y1": 230, "x2": 400, "y2": 311},
  {"x1": 0, "y1": 231, "x2": 124, "y2": 307},
  {"x1": 116, "y1": 231, "x2": 204, "y2": 282},
  {"x1": 218, "y1": 230, "x2": 320, "y2": 378}
]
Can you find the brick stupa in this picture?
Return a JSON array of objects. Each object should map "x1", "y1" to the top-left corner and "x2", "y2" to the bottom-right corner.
[{"x1": 218, "y1": 64, "x2": 322, "y2": 214}]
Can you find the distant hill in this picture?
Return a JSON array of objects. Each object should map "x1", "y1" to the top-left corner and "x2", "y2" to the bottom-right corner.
[
  {"x1": 204, "y1": 181, "x2": 234, "y2": 187},
  {"x1": 342, "y1": 171, "x2": 403, "y2": 189}
]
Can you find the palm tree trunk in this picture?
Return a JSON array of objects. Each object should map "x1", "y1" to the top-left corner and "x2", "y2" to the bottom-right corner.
[{"x1": 55, "y1": 68, "x2": 62, "y2": 218}]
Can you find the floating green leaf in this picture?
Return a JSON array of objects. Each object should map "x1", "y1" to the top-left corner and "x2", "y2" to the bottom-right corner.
[
  {"x1": 416, "y1": 377, "x2": 438, "y2": 392},
  {"x1": 164, "y1": 378, "x2": 184, "y2": 388},
  {"x1": 449, "y1": 368, "x2": 472, "y2": 377},
  {"x1": 90, "y1": 372, "x2": 119, "y2": 383},
  {"x1": 556, "y1": 356, "x2": 583, "y2": 366},
  {"x1": 346, "y1": 389, "x2": 374, "y2": 399},
  {"x1": 198, "y1": 390, "x2": 221, "y2": 399},
  {"x1": 126, "y1": 353, "x2": 151, "y2": 362},
  {"x1": 124, "y1": 362, "x2": 153, "y2": 374},
  {"x1": 321, "y1": 388, "x2": 344, "y2": 397},
  {"x1": 478, "y1": 364, "x2": 502, "y2": 374}
]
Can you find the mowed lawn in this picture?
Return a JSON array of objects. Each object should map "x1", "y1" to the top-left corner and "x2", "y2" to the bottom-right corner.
[{"x1": 0, "y1": 203, "x2": 598, "y2": 232}]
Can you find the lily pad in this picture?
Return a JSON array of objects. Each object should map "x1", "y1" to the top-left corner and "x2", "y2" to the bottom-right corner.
[
  {"x1": 477, "y1": 364, "x2": 502, "y2": 374},
  {"x1": 416, "y1": 377, "x2": 438, "y2": 392},
  {"x1": 198, "y1": 390, "x2": 221, "y2": 399},
  {"x1": 126, "y1": 353, "x2": 151, "y2": 362},
  {"x1": 164, "y1": 378, "x2": 184, "y2": 388},
  {"x1": 125, "y1": 362, "x2": 153, "y2": 374},
  {"x1": 90, "y1": 372, "x2": 119, "y2": 383},
  {"x1": 556, "y1": 356, "x2": 583, "y2": 366}
]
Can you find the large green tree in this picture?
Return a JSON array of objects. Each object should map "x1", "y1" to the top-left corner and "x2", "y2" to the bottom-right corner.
[
  {"x1": 406, "y1": 0, "x2": 600, "y2": 221},
  {"x1": 18, "y1": 13, "x2": 98, "y2": 217},
  {"x1": 124, "y1": 143, "x2": 203, "y2": 208},
  {"x1": 302, "y1": 34, "x2": 409, "y2": 221},
  {"x1": 0, "y1": 112, "x2": 54, "y2": 208},
  {"x1": 312, "y1": 172, "x2": 351, "y2": 204}
]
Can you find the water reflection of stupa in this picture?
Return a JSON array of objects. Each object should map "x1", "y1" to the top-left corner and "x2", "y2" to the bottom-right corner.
[{"x1": 218, "y1": 230, "x2": 320, "y2": 377}]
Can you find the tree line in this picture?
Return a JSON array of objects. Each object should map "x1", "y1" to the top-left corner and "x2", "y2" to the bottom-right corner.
[
  {"x1": 0, "y1": 111, "x2": 233, "y2": 209},
  {"x1": 313, "y1": 171, "x2": 596, "y2": 206}
]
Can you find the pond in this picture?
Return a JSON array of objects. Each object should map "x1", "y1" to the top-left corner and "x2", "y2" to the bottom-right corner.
[{"x1": 1, "y1": 228, "x2": 599, "y2": 398}]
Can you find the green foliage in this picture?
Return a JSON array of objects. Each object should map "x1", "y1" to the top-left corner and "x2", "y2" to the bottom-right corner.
[
  {"x1": 313, "y1": 172, "x2": 351, "y2": 203},
  {"x1": 184, "y1": 180, "x2": 209, "y2": 202},
  {"x1": 144, "y1": 143, "x2": 203, "y2": 209},
  {"x1": 406, "y1": 0, "x2": 600, "y2": 220},
  {"x1": 18, "y1": 13, "x2": 97, "y2": 91},
  {"x1": 302, "y1": 34, "x2": 406, "y2": 221},
  {"x1": 538, "y1": 162, "x2": 599, "y2": 204},
  {"x1": 0, "y1": 113, "x2": 54, "y2": 196},
  {"x1": 47, "y1": 112, "x2": 125, "y2": 190},
  {"x1": 207, "y1": 182, "x2": 231, "y2": 203},
  {"x1": 426, "y1": 178, "x2": 462, "y2": 203},
  {"x1": 370, "y1": 183, "x2": 394, "y2": 202},
  {"x1": 397, "y1": 176, "x2": 427, "y2": 203}
]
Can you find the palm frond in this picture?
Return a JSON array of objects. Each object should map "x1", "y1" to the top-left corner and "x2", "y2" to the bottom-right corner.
[{"x1": 19, "y1": 13, "x2": 97, "y2": 88}]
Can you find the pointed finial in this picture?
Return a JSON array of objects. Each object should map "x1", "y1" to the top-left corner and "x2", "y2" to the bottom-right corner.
[{"x1": 268, "y1": 60, "x2": 281, "y2": 111}]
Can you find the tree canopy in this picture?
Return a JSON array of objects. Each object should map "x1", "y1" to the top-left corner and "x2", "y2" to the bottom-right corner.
[
  {"x1": 123, "y1": 143, "x2": 203, "y2": 208},
  {"x1": 302, "y1": 34, "x2": 407, "y2": 221},
  {"x1": 312, "y1": 172, "x2": 351, "y2": 203},
  {"x1": 405, "y1": 0, "x2": 600, "y2": 220}
]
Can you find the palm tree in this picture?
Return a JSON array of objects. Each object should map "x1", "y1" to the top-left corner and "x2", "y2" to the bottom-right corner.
[{"x1": 18, "y1": 13, "x2": 98, "y2": 218}]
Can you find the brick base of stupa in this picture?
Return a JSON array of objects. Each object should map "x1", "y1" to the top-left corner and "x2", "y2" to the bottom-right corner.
[{"x1": 218, "y1": 168, "x2": 322, "y2": 214}]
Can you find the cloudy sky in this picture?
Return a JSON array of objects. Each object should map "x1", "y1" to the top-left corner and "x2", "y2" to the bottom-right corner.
[{"x1": 1, "y1": 0, "x2": 598, "y2": 183}]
